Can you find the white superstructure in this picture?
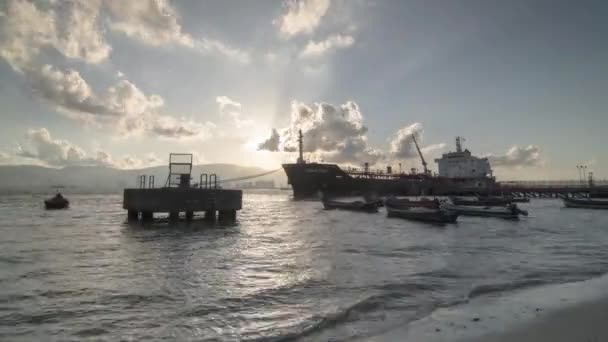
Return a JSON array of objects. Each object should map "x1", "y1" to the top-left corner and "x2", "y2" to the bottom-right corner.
[{"x1": 434, "y1": 137, "x2": 493, "y2": 179}]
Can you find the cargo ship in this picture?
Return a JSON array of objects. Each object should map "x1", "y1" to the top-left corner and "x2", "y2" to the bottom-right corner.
[{"x1": 282, "y1": 131, "x2": 496, "y2": 199}]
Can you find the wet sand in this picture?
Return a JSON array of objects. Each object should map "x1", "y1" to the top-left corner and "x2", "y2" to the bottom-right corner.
[
  {"x1": 467, "y1": 296, "x2": 608, "y2": 342},
  {"x1": 366, "y1": 274, "x2": 608, "y2": 342}
]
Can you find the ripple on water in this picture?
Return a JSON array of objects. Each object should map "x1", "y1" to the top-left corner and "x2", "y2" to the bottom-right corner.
[{"x1": 1, "y1": 194, "x2": 608, "y2": 341}]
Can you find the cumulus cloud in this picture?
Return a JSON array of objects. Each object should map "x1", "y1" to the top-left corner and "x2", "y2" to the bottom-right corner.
[
  {"x1": 24, "y1": 64, "x2": 211, "y2": 140},
  {"x1": 258, "y1": 101, "x2": 447, "y2": 166},
  {"x1": 16, "y1": 128, "x2": 100, "y2": 167},
  {"x1": 276, "y1": 0, "x2": 331, "y2": 38},
  {"x1": 151, "y1": 116, "x2": 215, "y2": 139},
  {"x1": 258, "y1": 129, "x2": 281, "y2": 152},
  {"x1": 27, "y1": 64, "x2": 107, "y2": 119},
  {"x1": 388, "y1": 123, "x2": 446, "y2": 161},
  {"x1": 216, "y1": 96, "x2": 242, "y2": 111},
  {"x1": 216, "y1": 95, "x2": 253, "y2": 129},
  {"x1": 54, "y1": 0, "x2": 111, "y2": 64},
  {"x1": 14, "y1": 128, "x2": 164, "y2": 168},
  {"x1": 389, "y1": 123, "x2": 423, "y2": 159},
  {"x1": 105, "y1": 0, "x2": 249, "y2": 63},
  {"x1": 299, "y1": 34, "x2": 354, "y2": 58},
  {"x1": 0, "y1": 0, "x2": 110, "y2": 71},
  {"x1": 0, "y1": 0, "x2": 247, "y2": 75},
  {"x1": 259, "y1": 101, "x2": 383, "y2": 165},
  {"x1": 488, "y1": 145, "x2": 542, "y2": 168}
]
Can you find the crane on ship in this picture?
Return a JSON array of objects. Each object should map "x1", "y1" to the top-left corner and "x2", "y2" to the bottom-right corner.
[{"x1": 411, "y1": 133, "x2": 431, "y2": 175}]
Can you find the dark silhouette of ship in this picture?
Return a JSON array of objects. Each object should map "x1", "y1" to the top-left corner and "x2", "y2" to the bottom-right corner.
[{"x1": 282, "y1": 130, "x2": 496, "y2": 199}]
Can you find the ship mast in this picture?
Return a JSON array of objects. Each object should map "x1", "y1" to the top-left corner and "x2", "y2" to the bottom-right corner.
[
  {"x1": 455, "y1": 136, "x2": 465, "y2": 153},
  {"x1": 411, "y1": 134, "x2": 430, "y2": 175},
  {"x1": 297, "y1": 129, "x2": 305, "y2": 164}
]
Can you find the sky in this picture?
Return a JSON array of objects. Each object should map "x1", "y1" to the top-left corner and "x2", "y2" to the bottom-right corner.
[{"x1": 0, "y1": 0, "x2": 606, "y2": 180}]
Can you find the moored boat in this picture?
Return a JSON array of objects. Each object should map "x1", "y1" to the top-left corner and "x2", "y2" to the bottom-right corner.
[
  {"x1": 44, "y1": 193, "x2": 69, "y2": 210},
  {"x1": 322, "y1": 199, "x2": 379, "y2": 213},
  {"x1": 451, "y1": 196, "x2": 512, "y2": 207},
  {"x1": 386, "y1": 202, "x2": 458, "y2": 223},
  {"x1": 563, "y1": 197, "x2": 608, "y2": 209},
  {"x1": 384, "y1": 196, "x2": 441, "y2": 209},
  {"x1": 509, "y1": 197, "x2": 530, "y2": 203},
  {"x1": 443, "y1": 203, "x2": 528, "y2": 219}
]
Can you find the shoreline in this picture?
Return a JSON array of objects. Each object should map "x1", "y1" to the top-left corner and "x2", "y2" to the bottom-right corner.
[{"x1": 365, "y1": 273, "x2": 608, "y2": 342}]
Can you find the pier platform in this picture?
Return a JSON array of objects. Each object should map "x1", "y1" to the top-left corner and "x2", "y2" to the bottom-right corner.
[
  {"x1": 123, "y1": 187, "x2": 242, "y2": 222},
  {"x1": 122, "y1": 153, "x2": 242, "y2": 222}
]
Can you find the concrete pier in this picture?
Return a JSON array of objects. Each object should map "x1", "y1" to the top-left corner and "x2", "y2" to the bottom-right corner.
[
  {"x1": 123, "y1": 188, "x2": 242, "y2": 223},
  {"x1": 123, "y1": 153, "x2": 242, "y2": 223}
]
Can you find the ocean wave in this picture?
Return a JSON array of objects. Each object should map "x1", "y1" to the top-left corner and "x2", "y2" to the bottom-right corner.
[
  {"x1": 73, "y1": 327, "x2": 109, "y2": 337},
  {"x1": 467, "y1": 269, "x2": 608, "y2": 300},
  {"x1": 468, "y1": 279, "x2": 549, "y2": 299},
  {"x1": 96, "y1": 293, "x2": 177, "y2": 308},
  {"x1": 246, "y1": 294, "x2": 403, "y2": 342}
]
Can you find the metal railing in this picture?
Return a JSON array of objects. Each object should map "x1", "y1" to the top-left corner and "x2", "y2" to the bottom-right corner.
[
  {"x1": 199, "y1": 173, "x2": 218, "y2": 189},
  {"x1": 137, "y1": 175, "x2": 155, "y2": 188}
]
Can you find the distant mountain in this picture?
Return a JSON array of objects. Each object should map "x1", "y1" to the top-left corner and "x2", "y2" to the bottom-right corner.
[{"x1": 0, "y1": 164, "x2": 287, "y2": 194}]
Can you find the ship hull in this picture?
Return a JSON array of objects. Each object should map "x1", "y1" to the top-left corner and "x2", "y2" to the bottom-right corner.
[{"x1": 282, "y1": 163, "x2": 494, "y2": 199}]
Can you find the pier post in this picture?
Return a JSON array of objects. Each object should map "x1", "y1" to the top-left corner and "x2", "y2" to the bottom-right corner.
[
  {"x1": 218, "y1": 210, "x2": 236, "y2": 223},
  {"x1": 204, "y1": 210, "x2": 216, "y2": 222},
  {"x1": 128, "y1": 210, "x2": 139, "y2": 221},
  {"x1": 169, "y1": 212, "x2": 179, "y2": 221},
  {"x1": 141, "y1": 211, "x2": 154, "y2": 221},
  {"x1": 185, "y1": 211, "x2": 194, "y2": 221}
]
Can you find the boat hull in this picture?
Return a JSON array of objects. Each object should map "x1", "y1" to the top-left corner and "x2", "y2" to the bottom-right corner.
[
  {"x1": 386, "y1": 206, "x2": 458, "y2": 223},
  {"x1": 443, "y1": 204, "x2": 522, "y2": 219},
  {"x1": 283, "y1": 163, "x2": 495, "y2": 199},
  {"x1": 563, "y1": 198, "x2": 608, "y2": 209},
  {"x1": 323, "y1": 200, "x2": 379, "y2": 213},
  {"x1": 44, "y1": 200, "x2": 69, "y2": 210}
]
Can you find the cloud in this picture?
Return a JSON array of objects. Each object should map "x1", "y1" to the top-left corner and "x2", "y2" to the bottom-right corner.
[
  {"x1": 14, "y1": 128, "x2": 164, "y2": 168},
  {"x1": 258, "y1": 129, "x2": 280, "y2": 152},
  {"x1": 54, "y1": 0, "x2": 111, "y2": 64},
  {"x1": 0, "y1": 0, "x2": 59, "y2": 71},
  {"x1": 389, "y1": 123, "x2": 422, "y2": 159},
  {"x1": 24, "y1": 64, "x2": 211, "y2": 140},
  {"x1": 216, "y1": 95, "x2": 253, "y2": 129},
  {"x1": 216, "y1": 96, "x2": 242, "y2": 111},
  {"x1": 259, "y1": 100, "x2": 382, "y2": 165},
  {"x1": 276, "y1": 0, "x2": 331, "y2": 38},
  {"x1": 0, "y1": 0, "x2": 110, "y2": 71},
  {"x1": 299, "y1": 34, "x2": 354, "y2": 58},
  {"x1": 258, "y1": 101, "x2": 447, "y2": 166},
  {"x1": 150, "y1": 116, "x2": 215, "y2": 139},
  {"x1": 16, "y1": 128, "x2": 99, "y2": 167},
  {"x1": 488, "y1": 145, "x2": 542, "y2": 168},
  {"x1": 27, "y1": 64, "x2": 107, "y2": 119},
  {"x1": 105, "y1": 0, "x2": 249, "y2": 63}
]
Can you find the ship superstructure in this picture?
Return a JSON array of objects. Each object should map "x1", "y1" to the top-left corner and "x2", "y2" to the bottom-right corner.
[{"x1": 434, "y1": 137, "x2": 493, "y2": 179}]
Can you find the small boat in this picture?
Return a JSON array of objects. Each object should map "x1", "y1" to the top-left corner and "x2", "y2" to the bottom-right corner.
[
  {"x1": 44, "y1": 193, "x2": 69, "y2": 210},
  {"x1": 323, "y1": 199, "x2": 379, "y2": 213},
  {"x1": 509, "y1": 197, "x2": 530, "y2": 203},
  {"x1": 386, "y1": 202, "x2": 458, "y2": 223},
  {"x1": 451, "y1": 196, "x2": 512, "y2": 207},
  {"x1": 385, "y1": 196, "x2": 441, "y2": 209},
  {"x1": 563, "y1": 197, "x2": 608, "y2": 209},
  {"x1": 443, "y1": 203, "x2": 528, "y2": 219}
]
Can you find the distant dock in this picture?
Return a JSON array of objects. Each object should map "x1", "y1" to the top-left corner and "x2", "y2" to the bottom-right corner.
[{"x1": 123, "y1": 154, "x2": 242, "y2": 222}]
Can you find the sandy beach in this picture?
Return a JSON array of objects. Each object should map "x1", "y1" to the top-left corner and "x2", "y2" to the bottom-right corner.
[{"x1": 366, "y1": 274, "x2": 608, "y2": 342}]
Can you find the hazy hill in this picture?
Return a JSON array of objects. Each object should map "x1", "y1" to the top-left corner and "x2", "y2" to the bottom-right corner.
[{"x1": 0, "y1": 164, "x2": 287, "y2": 194}]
